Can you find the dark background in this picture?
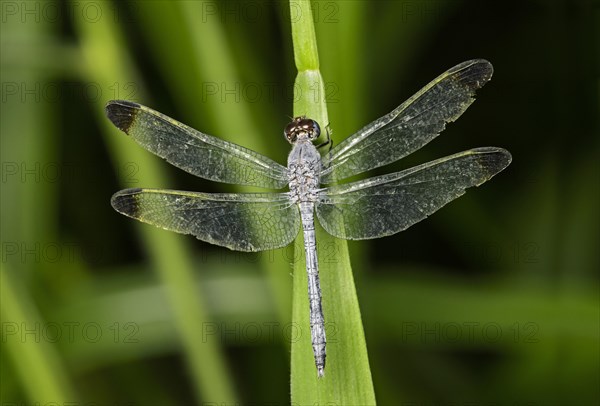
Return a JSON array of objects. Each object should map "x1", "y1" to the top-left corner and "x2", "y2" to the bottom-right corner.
[{"x1": 2, "y1": 0, "x2": 598, "y2": 405}]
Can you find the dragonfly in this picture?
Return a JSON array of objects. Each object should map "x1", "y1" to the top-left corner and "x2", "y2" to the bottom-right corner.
[{"x1": 107, "y1": 59, "x2": 511, "y2": 378}]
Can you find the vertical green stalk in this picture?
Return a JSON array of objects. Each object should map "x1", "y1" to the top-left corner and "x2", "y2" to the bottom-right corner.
[
  {"x1": 289, "y1": 1, "x2": 376, "y2": 404},
  {"x1": 175, "y1": 0, "x2": 293, "y2": 334},
  {"x1": 72, "y1": 1, "x2": 237, "y2": 403},
  {"x1": 1, "y1": 264, "x2": 76, "y2": 402}
]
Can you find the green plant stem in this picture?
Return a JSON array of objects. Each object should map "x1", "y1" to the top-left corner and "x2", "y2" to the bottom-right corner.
[
  {"x1": 1, "y1": 264, "x2": 77, "y2": 402},
  {"x1": 131, "y1": 0, "x2": 293, "y2": 335},
  {"x1": 289, "y1": 0, "x2": 376, "y2": 404},
  {"x1": 176, "y1": 0, "x2": 294, "y2": 336},
  {"x1": 72, "y1": 1, "x2": 237, "y2": 403}
]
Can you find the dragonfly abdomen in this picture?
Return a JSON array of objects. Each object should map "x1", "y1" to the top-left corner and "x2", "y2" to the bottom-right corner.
[{"x1": 300, "y1": 202, "x2": 327, "y2": 377}]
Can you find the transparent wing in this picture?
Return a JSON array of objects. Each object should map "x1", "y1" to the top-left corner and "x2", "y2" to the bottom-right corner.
[
  {"x1": 321, "y1": 59, "x2": 494, "y2": 183},
  {"x1": 111, "y1": 188, "x2": 299, "y2": 252},
  {"x1": 316, "y1": 148, "x2": 511, "y2": 239},
  {"x1": 106, "y1": 100, "x2": 289, "y2": 189}
]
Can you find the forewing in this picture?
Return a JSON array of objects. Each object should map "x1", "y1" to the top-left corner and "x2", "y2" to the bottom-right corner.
[
  {"x1": 106, "y1": 100, "x2": 289, "y2": 189},
  {"x1": 112, "y1": 189, "x2": 299, "y2": 252},
  {"x1": 317, "y1": 148, "x2": 511, "y2": 239},
  {"x1": 321, "y1": 59, "x2": 494, "y2": 183}
]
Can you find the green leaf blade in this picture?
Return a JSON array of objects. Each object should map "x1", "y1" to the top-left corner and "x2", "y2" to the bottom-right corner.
[{"x1": 289, "y1": 1, "x2": 376, "y2": 404}]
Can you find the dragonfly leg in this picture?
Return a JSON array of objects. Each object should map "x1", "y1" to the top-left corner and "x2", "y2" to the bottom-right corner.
[{"x1": 316, "y1": 123, "x2": 333, "y2": 152}]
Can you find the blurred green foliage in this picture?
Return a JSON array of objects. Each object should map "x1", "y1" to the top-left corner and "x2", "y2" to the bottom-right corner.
[{"x1": 1, "y1": 0, "x2": 598, "y2": 405}]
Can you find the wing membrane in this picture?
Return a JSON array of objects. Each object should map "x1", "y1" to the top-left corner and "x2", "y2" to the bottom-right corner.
[
  {"x1": 111, "y1": 188, "x2": 299, "y2": 251},
  {"x1": 106, "y1": 100, "x2": 289, "y2": 189},
  {"x1": 321, "y1": 59, "x2": 494, "y2": 183},
  {"x1": 316, "y1": 148, "x2": 511, "y2": 239}
]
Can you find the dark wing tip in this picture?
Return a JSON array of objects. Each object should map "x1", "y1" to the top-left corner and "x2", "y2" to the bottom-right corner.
[
  {"x1": 105, "y1": 100, "x2": 141, "y2": 134},
  {"x1": 451, "y1": 59, "x2": 494, "y2": 89},
  {"x1": 472, "y1": 147, "x2": 513, "y2": 174},
  {"x1": 111, "y1": 188, "x2": 143, "y2": 217}
]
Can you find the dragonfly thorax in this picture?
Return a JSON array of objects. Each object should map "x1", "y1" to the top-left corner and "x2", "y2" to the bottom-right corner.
[{"x1": 287, "y1": 140, "x2": 321, "y2": 204}]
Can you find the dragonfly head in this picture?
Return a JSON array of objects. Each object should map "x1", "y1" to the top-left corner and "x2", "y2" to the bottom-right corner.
[{"x1": 284, "y1": 116, "x2": 321, "y2": 144}]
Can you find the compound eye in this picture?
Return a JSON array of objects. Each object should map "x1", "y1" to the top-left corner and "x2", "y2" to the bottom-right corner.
[
  {"x1": 297, "y1": 118, "x2": 309, "y2": 127},
  {"x1": 283, "y1": 121, "x2": 297, "y2": 143},
  {"x1": 297, "y1": 118, "x2": 320, "y2": 139},
  {"x1": 311, "y1": 120, "x2": 321, "y2": 138}
]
